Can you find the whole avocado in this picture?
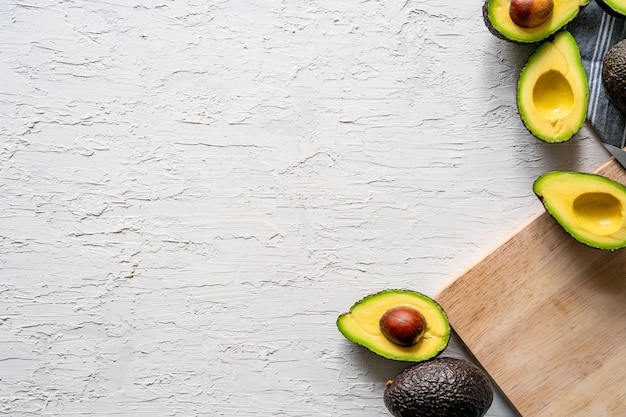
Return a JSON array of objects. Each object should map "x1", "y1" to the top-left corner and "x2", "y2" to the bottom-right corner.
[
  {"x1": 602, "y1": 39, "x2": 626, "y2": 115},
  {"x1": 384, "y1": 357, "x2": 493, "y2": 417}
]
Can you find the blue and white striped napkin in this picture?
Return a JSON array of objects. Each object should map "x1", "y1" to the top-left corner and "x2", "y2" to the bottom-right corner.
[{"x1": 567, "y1": 1, "x2": 625, "y2": 148}]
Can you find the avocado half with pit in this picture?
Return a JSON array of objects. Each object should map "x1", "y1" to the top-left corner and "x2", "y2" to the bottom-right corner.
[
  {"x1": 597, "y1": 0, "x2": 626, "y2": 17},
  {"x1": 336, "y1": 289, "x2": 450, "y2": 362},
  {"x1": 534, "y1": 171, "x2": 626, "y2": 250},
  {"x1": 517, "y1": 31, "x2": 588, "y2": 143},
  {"x1": 483, "y1": 0, "x2": 589, "y2": 43}
]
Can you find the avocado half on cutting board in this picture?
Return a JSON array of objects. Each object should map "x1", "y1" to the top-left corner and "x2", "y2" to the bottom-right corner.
[{"x1": 533, "y1": 171, "x2": 626, "y2": 249}]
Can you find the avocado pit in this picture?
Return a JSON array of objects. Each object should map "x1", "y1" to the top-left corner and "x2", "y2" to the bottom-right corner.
[
  {"x1": 509, "y1": 0, "x2": 554, "y2": 28},
  {"x1": 379, "y1": 305, "x2": 426, "y2": 347}
]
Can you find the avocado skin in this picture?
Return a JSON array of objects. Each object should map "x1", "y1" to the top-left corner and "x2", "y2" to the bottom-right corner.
[
  {"x1": 482, "y1": 1, "x2": 511, "y2": 42},
  {"x1": 596, "y1": 0, "x2": 626, "y2": 18},
  {"x1": 481, "y1": 0, "x2": 535, "y2": 44},
  {"x1": 602, "y1": 39, "x2": 626, "y2": 115},
  {"x1": 384, "y1": 357, "x2": 493, "y2": 417}
]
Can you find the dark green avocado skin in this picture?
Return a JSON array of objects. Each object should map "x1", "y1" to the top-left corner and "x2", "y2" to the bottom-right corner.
[
  {"x1": 596, "y1": 0, "x2": 626, "y2": 18},
  {"x1": 384, "y1": 357, "x2": 493, "y2": 417},
  {"x1": 481, "y1": 0, "x2": 528, "y2": 45},
  {"x1": 482, "y1": 1, "x2": 509, "y2": 42},
  {"x1": 603, "y1": 39, "x2": 626, "y2": 115}
]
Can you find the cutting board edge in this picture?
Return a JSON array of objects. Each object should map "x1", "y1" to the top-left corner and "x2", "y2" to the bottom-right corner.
[
  {"x1": 436, "y1": 155, "x2": 620, "y2": 301},
  {"x1": 435, "y1": 210, "x2": 544, "y2": 300},
  {"x1": 433, "y1": 156, "x2": 626, "y2": 417}
]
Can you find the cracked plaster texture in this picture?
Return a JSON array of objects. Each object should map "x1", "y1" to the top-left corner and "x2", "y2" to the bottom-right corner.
[{"x1": 0, "y1": 1, "x2": 609, "y2": 416}]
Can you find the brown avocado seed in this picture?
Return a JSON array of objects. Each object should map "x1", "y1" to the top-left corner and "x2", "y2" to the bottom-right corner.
[
  {"x1": 509, "y1": 0, "x2": 554, "y2": 28},
  {"x1": 379, "y1": 305, "x2": 427, "y2": 347}
]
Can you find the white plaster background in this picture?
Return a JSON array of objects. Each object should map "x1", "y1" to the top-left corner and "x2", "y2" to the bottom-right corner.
[{"x1": 0, "y1": 1, "x2": 610, "y2": 416}]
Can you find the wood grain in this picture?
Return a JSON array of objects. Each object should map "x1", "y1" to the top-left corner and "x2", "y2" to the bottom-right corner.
[{"x1": 436, "y1": 158, "x2": 626, "y2": 417}]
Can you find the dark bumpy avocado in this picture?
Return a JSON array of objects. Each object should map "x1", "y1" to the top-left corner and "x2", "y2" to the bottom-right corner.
[
  {"x1": 602, "y1": 39, "x2": 626, "y2": 115},
  {"x1": 517, "y1": 31, "x2": 588, "y2": 143},
  {"x1": 384, "y1": 357, "x2": 494, "y2": 417},
  {"x1": 533, "y1": 171, "x2": 626, "y2": 250},
  {"x1": 336, "y1": 290, "x2": 450, "y2": 362},
  {"x1": 596, "y1": 0, "x2": 626, "y2": 18},
  {"x1": 483, "y1": 0, "x2": 589, "y2": 43}
]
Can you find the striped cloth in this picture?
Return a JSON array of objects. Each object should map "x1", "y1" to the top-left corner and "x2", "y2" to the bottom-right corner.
[{"x1": 567, "y1": 1, "x2": 626, "y2": 148}]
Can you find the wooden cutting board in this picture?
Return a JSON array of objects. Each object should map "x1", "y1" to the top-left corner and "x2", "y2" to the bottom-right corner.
[{"x1": 436, "y1": 157, "x2": 626, "y2": 417}]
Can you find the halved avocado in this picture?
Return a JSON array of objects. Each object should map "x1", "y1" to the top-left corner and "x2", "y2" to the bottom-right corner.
[
  {"x1": 597, "y1": 0, "x2": 626, "y2": 18},
  {"x1": 483, "y1": 0, "x2": 589, "y2": 43},
  {"x1": 533, "y1": 171, "x2": 626, "y2": 250},
  {"x1": 337, "y1": 289, "x2": 450, "y2": 362},
  {"x1": 517, "y1": 31, "x2": 588, "y2": 143}
]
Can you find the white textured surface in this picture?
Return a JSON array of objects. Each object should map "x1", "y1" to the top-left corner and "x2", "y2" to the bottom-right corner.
[{"x1": 0, "y1": 1, "x2": 610, "y2": 416}]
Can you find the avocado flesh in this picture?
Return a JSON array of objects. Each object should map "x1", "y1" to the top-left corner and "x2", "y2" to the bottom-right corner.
[
  {"x1": 597, "y1": 0, "x2": 626, "y2": 17},
  {"x1": 534, "y1": 171, "x2": 626, "y2": 250},
  {"x1": 483, "y1": 0, "x2": 589, "y2": 43},
  {"x1": 336, "y1": 290, "x2": 450, "y2": 362},
  {"x1": 517, "y1": 31, "x2": 588, "y2": 143},
  {"x1": 384, "y1": 357, "x2": 494, "y2": 417},
  {"x1": 602, "y1": 39, "x2": 626, "y2": 115}
]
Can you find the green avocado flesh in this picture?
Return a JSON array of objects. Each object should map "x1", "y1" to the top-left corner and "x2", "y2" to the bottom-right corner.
[
  {"x1": 517, "y1": 31, "x2": 588, "y2": 143},
  {"x1": 336, "y1": 290, "x2": 450, "y2": 362},
  {"x1": 534, "y1": 171, "x2": 626, "y2": 250},
  {"x1": 384, "y1": 357, "x2": 494, "y2": 417},
  {"x1": 483, "y1": 0, "x2": 589, "y2": 43},
  {"x1": 597, "y1": 0, "x2": 626, "y2": 17}
]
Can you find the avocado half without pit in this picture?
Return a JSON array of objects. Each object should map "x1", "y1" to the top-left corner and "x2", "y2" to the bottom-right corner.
[
  {"x1": 483, "y1": 0, "x2": 589, "y2": 43},
  {"x1": 517, "y1": 31, "x2": 588, "y2": 143},
  {"x1": 336, "y1": 289, "x2": 450, "y2": 362},
  {"x1": 534, "y1": 171, "x2": 626, "y2": 250}
]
